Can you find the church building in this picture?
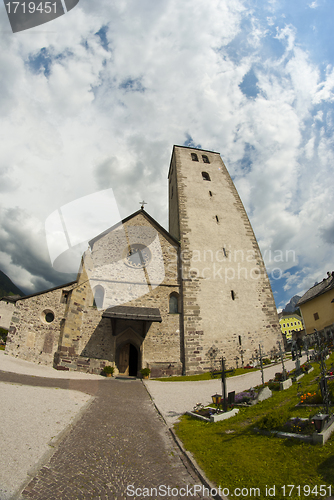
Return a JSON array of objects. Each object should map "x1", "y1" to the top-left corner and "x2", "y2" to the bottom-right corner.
[{"x1": 3, "y1": 146, "x2": 282, "y2": 376}]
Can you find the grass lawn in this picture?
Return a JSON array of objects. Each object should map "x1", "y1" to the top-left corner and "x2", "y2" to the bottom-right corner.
[
  {"x1": 153, "y1": 366, "x2": 258, "y2": 382},
  {"x1": 174, "y1": 352, "x2": 334, "y2": 500}
]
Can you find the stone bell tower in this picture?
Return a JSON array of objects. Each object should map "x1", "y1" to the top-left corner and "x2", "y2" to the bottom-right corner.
[{"x1": 168, "y1": 145, "x2": 281, "y2": 374}]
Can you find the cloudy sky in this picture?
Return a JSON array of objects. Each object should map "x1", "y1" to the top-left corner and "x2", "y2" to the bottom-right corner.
[{"x1": 0, "y1": 0, "x2": 333, "y2": 311}]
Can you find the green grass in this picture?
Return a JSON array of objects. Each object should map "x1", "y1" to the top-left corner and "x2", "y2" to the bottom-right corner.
[
  {"x1": 0, "y1": 345, "x2": 5, "y2": 350},
  {"x1": 174, "y1": 352, "x2": 334, "y2": 500},
  {"x1": 153, "y1": 367, "x2": 258, "y2": 382}
]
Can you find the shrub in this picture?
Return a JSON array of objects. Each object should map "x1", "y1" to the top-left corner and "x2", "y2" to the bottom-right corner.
[
  {"x1": 140, "y1": 367, "x2": 151, "y2": 378},
  {"x1": 257, "y1": 411, "x2": 287, "y2": 430},
  {"x1": 262, "y1": 358, "x2": 271, "y2": 365},
  {"x1": 102, "y1": 365, "x2": 114, "y2": 375}
]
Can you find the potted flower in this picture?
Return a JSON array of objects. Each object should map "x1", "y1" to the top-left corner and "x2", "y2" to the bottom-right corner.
[
  {"x1": 102, "y1": 365, "x2": 114, "y2": 377},
  {"x1": 140, "y1": 367, "x2": 151, "y2": 379}
]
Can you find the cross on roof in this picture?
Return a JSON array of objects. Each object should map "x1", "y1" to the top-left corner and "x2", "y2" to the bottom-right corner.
[{"x1": 140, "y1": 200, "x2": 147, "y2": 210}]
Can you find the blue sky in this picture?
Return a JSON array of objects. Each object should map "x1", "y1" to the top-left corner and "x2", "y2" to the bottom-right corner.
[{"x1": 0, "y1": 0, "x2": 333, "y2": 311}]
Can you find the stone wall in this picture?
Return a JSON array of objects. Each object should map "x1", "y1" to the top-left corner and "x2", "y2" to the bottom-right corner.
[
  {"x1": 54, "y1": 211, "x2": 183, "y2": 376},
  {"x1": 5, "y1": 285, "x2": 70, "y2": 365},
  {"x1": 169, "y1": 146, "x2": 282, "y2": 373},
  {"x1": 0, "y1": 299, "x2": 16, "y2": 330}
]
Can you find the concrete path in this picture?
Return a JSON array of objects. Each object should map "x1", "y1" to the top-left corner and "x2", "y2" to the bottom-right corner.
[
  {"x1": 0, "y1": 351, "x2": 308, "y2": 499},
  {"x1": 145, "y1": 356, "x2": 308, "y2": 425},
  {"x1": 0, "y1": 353, "x2": 212, "y2": 500}
]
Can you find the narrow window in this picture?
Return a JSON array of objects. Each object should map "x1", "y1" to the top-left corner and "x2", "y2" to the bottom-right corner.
[
  {"x1": 209, "y1": 191, "x2": 212, "y2": 197},
  {"x1": 215, "y1": 215, "x2": 219, "y2": 223},
  {"x1": 60, "y1": 291, "x2": 69, "y2": 304},
  {"x1": 231, "y1": 290, "x2": 235, "y2": 300},
  {"x1": 93, "y1": 286, "x2": 105, "y2": 309},
  {"x1": 223, "y1": 247, "x2": 227, "y2": 257},
  {"x1": 202, "y1": 155, "x2": 210, "y2": 164},
  {"x1": 314, "y1": 312, "x2": 319, "y2": 320},
  {"x1": 202, "y1": 172, "x2": 211, "y2": 181},
  {"x1": 238, "y1": 335, "x2": 242, "y2": 346},
  {"x1": 191, "y1": 153, "x2": 199, "y2": 162},
  {"x1": 169, "y1": 294, "x2": 179, "y2": 314}
]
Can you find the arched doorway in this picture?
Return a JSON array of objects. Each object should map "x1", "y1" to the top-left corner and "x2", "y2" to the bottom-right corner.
[{"x1": 117, "y1": 343, "x2": 138, "y2": 376}]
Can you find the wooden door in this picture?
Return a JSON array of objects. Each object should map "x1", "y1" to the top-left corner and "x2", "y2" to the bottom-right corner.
[{"x1": 118, "y1": 343, "x2": 130, "y2": 375}]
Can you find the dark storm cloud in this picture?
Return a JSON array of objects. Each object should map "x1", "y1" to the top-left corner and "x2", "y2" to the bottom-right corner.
[{"x1": 0, "y1": 207, "x2": 76, "y2": 294}]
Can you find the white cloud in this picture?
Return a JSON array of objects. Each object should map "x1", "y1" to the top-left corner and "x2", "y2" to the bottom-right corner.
[{"x1": 0, "y1": 0, "x2": 333, "y2": 308}]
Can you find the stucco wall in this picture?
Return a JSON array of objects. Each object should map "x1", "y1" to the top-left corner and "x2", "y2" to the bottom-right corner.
[{"x1": 300, "y1": 290, "x2": 334, "y2": 334}]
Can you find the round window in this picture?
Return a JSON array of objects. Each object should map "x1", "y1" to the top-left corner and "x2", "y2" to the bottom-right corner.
[
  {"x1": 45, "y1": 312, "x2": 55, "y2": 323},
  {"x1": 123, "y1": 244, "x2": 152, "y2": 269}
]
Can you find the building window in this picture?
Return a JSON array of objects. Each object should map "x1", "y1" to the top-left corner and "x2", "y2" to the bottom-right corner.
[
  {"x1": 209, "y1": 191, "x2": 212, "y2": 197},
  {"x1": 191, "y1": 153, "x2": 199, "y2": 162},
  {"x1": 231, "y1": 290, "x2": 235, "y2": 300},
  {"x1": 314, "y1": 312, "x2": 319, "y2": 320},
  {"x1": 93, "y1": 286, "x2": 105, "y2": 309},
  {"x1": 238, "y1": 335, "x2": 242, "y2": 345},
  {"x1": 223, "y1": 247, "x2": 227, "y2": 257},
  {"x1": 215, "y1": 215, "x2": 219, "y2": 223},
  {"x1": 283, "y1": 324, "x2": 285, "y2": 328},
  {"x1": 45, "y1": 312, "x2": 54, "y2": 323},
  {"x1": 60, "y1": 291, "x2": 69, "y2": 304},
  {"x1": 202, "y1": 172, "x2": 211, "y2": 181},
  {"x1": 169, "y1": 294, "x2": 179, "y2": 314},
  {"x1": 202, "y1": 155, "x2": 210, "y2": 164}
]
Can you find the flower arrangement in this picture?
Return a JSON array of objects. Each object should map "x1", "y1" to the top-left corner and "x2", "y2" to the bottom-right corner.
[
  {"x1": 283, "y1": 417, "x2": 314, "y2": 435},
  {"x1": 300, "y1": 392, "x2": 319, "y2": 404}
]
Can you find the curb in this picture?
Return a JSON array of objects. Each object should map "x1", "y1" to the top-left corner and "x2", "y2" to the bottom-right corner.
[{"x1": 142, "y1": 380, "x2": 227, "y2": 500}]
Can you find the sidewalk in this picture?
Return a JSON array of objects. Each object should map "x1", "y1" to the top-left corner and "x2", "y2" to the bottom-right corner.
[
  {"x1": 0, "y1": 353, "x2": 212, "y2": 500},
  {"x1": 145, "y1": 356, "x2": 307, "y2": 425}
]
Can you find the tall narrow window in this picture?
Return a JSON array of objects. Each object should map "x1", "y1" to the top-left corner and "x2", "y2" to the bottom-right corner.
[
  {"x1": 93, "y1": 286, "x2": 105, "y2": 309},
  {"x1": 169, "y1": 294, "x2": 179, "y2": 314},
  {"x1": 191, "y1": 153, "x2": 199, "y2": 162},
  {"x1": 202, "y1": 155, "x2": 210, "y2": 164},
  {"x1": 215, "y1": 215, "x2": 219, "y2": 223},
  {"x1": 209, "y1": 191, "x2": 212, "y2": 197},
  {"x1": 231, "y1": 290, "x2": 235, "y2": 300},
  {"x1": 223, "y1": 247, "x2": 227, "y2": 257},
  {"x1": 202, "y1": 172, "x2": 211, "y2": 181},
  {"x1": 314, "y1": 312, "x2": 319, "y2": 320},
  {"x1": 238, "y1": 335, "x2": 242, "y2": 346}
]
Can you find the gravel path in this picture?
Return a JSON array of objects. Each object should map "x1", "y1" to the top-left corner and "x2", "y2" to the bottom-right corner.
[
  {"x1": 0, "y1": 352, "x2": 102, "y2": 499},
  {"x1": 0, "y1": 350, "x2": 307, "y2": 499}
]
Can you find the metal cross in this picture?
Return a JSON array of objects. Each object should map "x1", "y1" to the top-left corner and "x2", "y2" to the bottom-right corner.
[{"x1": 139, "y1": 200, "x2": 147, "y2": 210}]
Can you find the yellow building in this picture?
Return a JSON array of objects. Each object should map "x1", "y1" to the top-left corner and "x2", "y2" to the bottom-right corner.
[
  {"x1": 297, "y1": 271, "x2": 334, "y2": 335},
  {"x1": 278, "y1": 313, "x2": 304, "y2": 341}
]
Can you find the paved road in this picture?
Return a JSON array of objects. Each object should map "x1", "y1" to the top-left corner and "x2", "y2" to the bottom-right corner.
[
  {"x1": 0, "y1": 352, "x2": 308, "y2": 500},
  {"x1": 0, "y1": 370, "x2": 211, "y2": 500}
]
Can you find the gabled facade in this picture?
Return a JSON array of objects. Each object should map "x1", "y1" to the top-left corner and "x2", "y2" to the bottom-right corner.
[
  {"x1": 297, "y1": 271, "x2": 334, "y2": 335},
  {"x1": 4, "y1": 146, "x2": 282, "y2": 376}
]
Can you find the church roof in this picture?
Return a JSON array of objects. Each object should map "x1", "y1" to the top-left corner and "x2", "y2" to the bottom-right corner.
[
  {"x1": 88, "y1": 209, "x2": 179, "y2": 248},
  {"x1": 297, "y1": 272, "x2": 334, "y2": 306},
  {"x1": 0, "y1": 281, "x2": 77, "y2": 302},
  {"x1": 102, "y1": 305, "x2": 162, "y2": 322}
]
